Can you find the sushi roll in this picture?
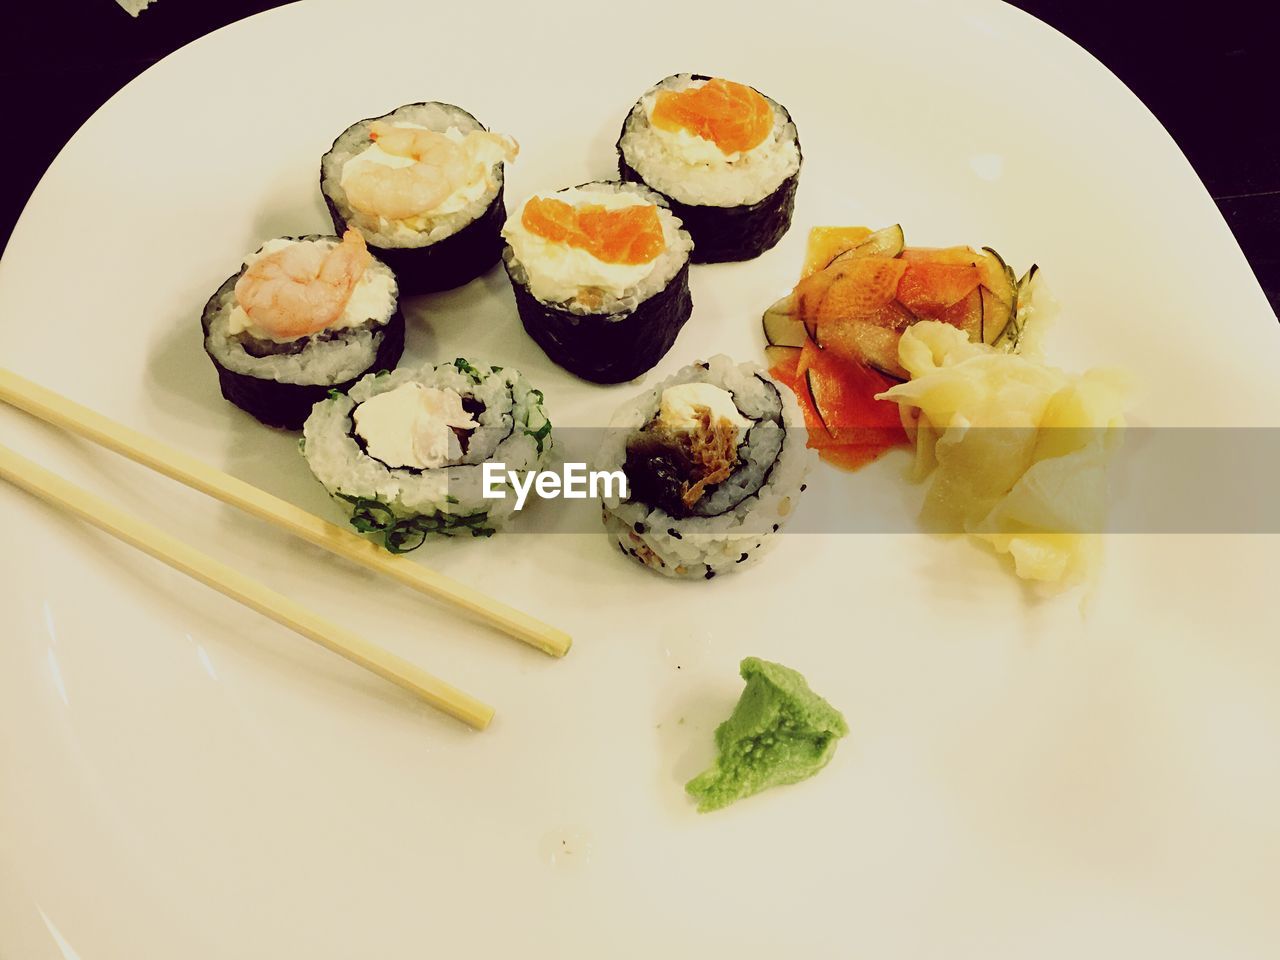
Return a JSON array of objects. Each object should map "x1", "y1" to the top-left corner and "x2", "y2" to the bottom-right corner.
[
  {"x1": 502, "y1": 181, "x2": 694, "y2": 384},
  {"x1": 596, "y1": 356, "x2": 813, "y2": 579},
  {"x1": 200, "y1": 230, "x2": 405, "y2": 430},
  {"x1": 321, "y1": 102, "x2": 518, "y2": 295},
  {"x1": 301, "y1": 359, "x2": 553, "y2": 551},
  {"x1": 617, "y1": 74, "x2": 801, "y2": 264}
]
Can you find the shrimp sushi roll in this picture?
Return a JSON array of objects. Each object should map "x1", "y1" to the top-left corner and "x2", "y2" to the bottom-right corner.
[
  {"x1": 321, "y1": 102, "x2": 517, "y2": 295},
  {"x1": 200, "y1": 230, "x2": 405, "y2": 430},
  {"x1": 617, "y1": 75, "x2": 801, "y2": 264},
  {"x1": 596, "y1": 356, "x2": 813, "y2": 579},
  {"x1": 301, "y1": 359, "x2": 553, "y2": 551},
  {"x1": 501, "y1": 181, "x2": 694, "y2": 384}
]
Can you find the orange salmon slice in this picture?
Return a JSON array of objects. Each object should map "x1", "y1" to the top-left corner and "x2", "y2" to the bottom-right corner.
[
  {"x1": 650, "y1": 78, "x2": 774, "y2": 155},
  {"x1": 794, "y1": 258, "x2": 909, "y2": 326},
  {"x1": 522, "y1": 197, "x2": 665, "y2": 265}
]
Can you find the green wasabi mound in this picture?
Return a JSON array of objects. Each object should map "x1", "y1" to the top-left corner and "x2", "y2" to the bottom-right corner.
[{"x1": 686, "y1": 657, "x2": 848, "y2": 813}]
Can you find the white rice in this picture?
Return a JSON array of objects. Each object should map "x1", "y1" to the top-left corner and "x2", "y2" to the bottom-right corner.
[
  {"x1": 501, "y1": 180, "x2": 692, "y2": 316},
  {"x1": 597, "y1": 355, "x2": 814, "y2": 579},
  {"x1": 619, "y1": 75, "x2": 801, "y2": 208},
  {"x1": 202, "y1": 237, "x2": 397, "y2": 385},
  {"x1": 321, "y1": 102, "x2": 503, "y2": 249},
  {"x1": 302, "y1": 360, "x2": 552, "y2": 540}
]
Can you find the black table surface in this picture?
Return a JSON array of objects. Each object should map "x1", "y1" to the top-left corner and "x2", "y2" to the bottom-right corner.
[{"x1": 4, "y1": 1, "x2": 1277, "y2": 316}]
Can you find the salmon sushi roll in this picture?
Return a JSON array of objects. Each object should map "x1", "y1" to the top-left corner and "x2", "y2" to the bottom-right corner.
[
  {"x1": 501, "y1": 181, "x2": 694, "y2": 384},
  {"x1": 321, "y1": 102, "x2": 518, "y2": 295},
  {"x1": 200, "y1": 230, "x2": 405, "y2": 430},
  {"x1": 617, "y1": 75, "x2": 801, "y2": 263}
]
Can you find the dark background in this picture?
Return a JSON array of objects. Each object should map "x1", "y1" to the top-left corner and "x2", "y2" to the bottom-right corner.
[{"x1": 3, "y1": 0, "x2": 1277, "y2": 314}]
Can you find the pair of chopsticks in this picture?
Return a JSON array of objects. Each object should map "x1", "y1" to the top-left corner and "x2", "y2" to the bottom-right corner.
[{"x1": 0, "y1": 369, "x2": 572, "y2": 730}]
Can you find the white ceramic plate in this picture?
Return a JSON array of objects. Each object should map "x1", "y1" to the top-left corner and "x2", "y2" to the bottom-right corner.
[{"x1": 3, "y1": 1, "x2": 1278, "y2": 956}]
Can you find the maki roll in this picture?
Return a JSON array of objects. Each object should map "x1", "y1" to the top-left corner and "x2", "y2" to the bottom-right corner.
[
  {"x1": 321, "y1": 102, "x2": 518, "y2": 295},
  {"x1": 301, "y1": 359, "x2": 553, "y2": 551},
  {"x1": 502, "y1": 181, "x2": 694, "y2": 384},
  {"x1": 617, "y1": 75, "x2": 801, "y2": 263},
  {"x1": 201, "y1": 230, "x2": 405, "y2": 430},
  {"x1": 597, "y1": 356, "x2": 813, "y2": 579}
]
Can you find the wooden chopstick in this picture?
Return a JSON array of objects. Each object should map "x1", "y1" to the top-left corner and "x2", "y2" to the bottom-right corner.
[
  {"x1": 0, "y1": 368, "x2": 570, "y2": 658},
  {"x1": 0, "y1": 443, "x2": 494, "y2": 730}
]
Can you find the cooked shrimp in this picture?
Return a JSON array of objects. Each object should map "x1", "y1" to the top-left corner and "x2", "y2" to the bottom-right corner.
[
  {"x1": 369, "y1": 122, "x2": 465, "y2": 160},
  {"x1": 343, "y1": 122, "x2": 516, "y2": 221},
  {"x1": 233, "y1": 229, "x2": 371, "y2": 339}
]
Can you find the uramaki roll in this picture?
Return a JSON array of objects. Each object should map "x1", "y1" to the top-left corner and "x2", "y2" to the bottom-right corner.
[
  {"x1": 302, "y1": 359, "x2": 553, "y2": 551},
  {"x1": 596, "y1": 355, "x2": 814, "y2": 579}
]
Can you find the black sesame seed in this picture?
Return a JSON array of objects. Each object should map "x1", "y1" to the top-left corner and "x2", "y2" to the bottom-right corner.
[
  {"x1": 704, "y1": 569, "x2": 716, "y2": 580},
  {"x1": 634, "y1": 522, "x2": 646, "y2": 534},
  {"x1": 800, "y1": 484, "x2": 807, "y2": 492},
  {"x1": 668, "y1": 527, "x2": 682, "y2": 539},
  {"x1": 618, "y1": 542, "x2": 628, "y2": 556},
  {"x1": 737, "y1": 553, "x2": 749, "y2": 563},
  {"x1": 772, "y1": 524, "x2": 779, "y2": 532}
]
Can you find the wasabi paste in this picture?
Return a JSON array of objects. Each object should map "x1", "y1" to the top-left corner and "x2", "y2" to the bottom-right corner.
[{"x1": 686, "y1": 657, "x2": 848, "y2": 812}]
